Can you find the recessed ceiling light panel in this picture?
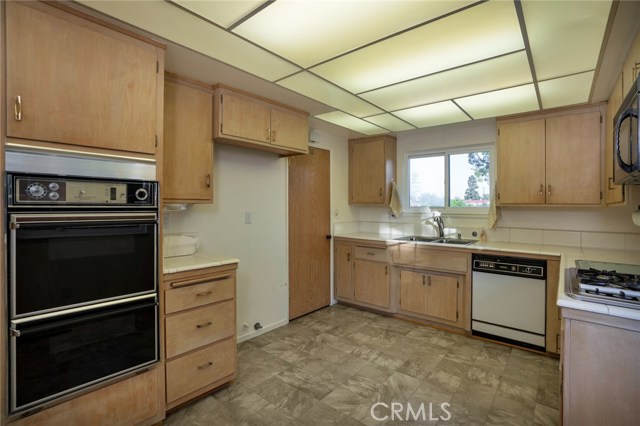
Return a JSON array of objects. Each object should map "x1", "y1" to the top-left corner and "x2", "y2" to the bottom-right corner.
[
  {"x1": 171, "y1": 0, "x2": 264, "y2": 28},
  {"x1": 455, "y1": 84, "x2": 539, "y2": 119},
  {"x1": 314, "y1": 111, "x2": 386, "y2": 135},
  {"x1": 364, "y1": 114, "x2": 415, "y2": 132},
  {"x1": 538, "y1": 72, "x2": 595, "y2": 110},
  {"x1": 394, "y1": 101, "x2": 470, "y2": 128}
]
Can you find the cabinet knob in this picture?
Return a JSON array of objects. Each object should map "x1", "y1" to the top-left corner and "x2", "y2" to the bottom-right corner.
[
  {"x1": 547, "y1": 184, "x2": 552, "y2": 196},
  {"x1": 539, "y1": 184, "x2": 543, "y2": 196},
  {"x1": 347, "y1": 253, "x2": 350, "y2": 262},
  {"x1": 379, "y1": 188, "x2": 383, "y2": 197},
  {"x1": 272, "y1": 130, "x2": 277, "y2": 143},
  {"x1": 206, "y1": 174, "x2": 211, "y2": 188},
  {"x1": 14, "y1": 96, "x2": 22, "y2": 121},
  {"x1": 266, "y1": 128, "x2": 271, "y2": 141}
]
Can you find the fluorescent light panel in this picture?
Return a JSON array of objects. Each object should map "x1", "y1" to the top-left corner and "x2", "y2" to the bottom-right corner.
[
  {"x1": 171, "y1": 0, "x2": 263, "y2": 28},
  {"x1": 361, "y1": 51, "x2": 533, "y2": 112},
  {"x1": 523, "y1": 0, "x2": 612, "y2": 80},
  {"x1": 234, "y1": 0, "x2": 475, "y2": 68},
  {"x1": 314, "y1": 111, "x2": 386, "y2": 135},
  {"x1": 311, "y1": 1, "x2": 524, "y2": 93},
  {"x1": 277, "y1": 72, "x2": 383, "y2": 117},
  {"x1": 394, "y1": 101, "x2": 470, "y2": 128},
  {"x1": 79, "y1": 0, "x2": 300, "y2": 82},
  {"x1": 455, "y1": 84, "x2": 539, "y2": 119},
  {"x1": 364, "y1": 114, "x2": 415, "y2": 132},
  {"x1": 539, "y1": 72, "x2": 595, "y2": 110}
]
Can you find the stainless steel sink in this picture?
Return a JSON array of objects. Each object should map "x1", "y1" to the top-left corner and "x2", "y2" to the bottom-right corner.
[
  {"x1": 394, "y1": 236, "x2": 441, "y2": 242},
  {"x1": 394, "y1": 236, "x2": 477, "y2": 246}
]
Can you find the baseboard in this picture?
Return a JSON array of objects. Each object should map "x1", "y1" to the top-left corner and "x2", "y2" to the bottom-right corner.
[{"x1": 237, "y1": 318, "x2": 289, "y2": 343}]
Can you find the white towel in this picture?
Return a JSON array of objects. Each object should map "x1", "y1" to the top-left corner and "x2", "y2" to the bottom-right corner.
[
  {"x1": 488, "y1": 182, "x2": 501, "y2": 229},
  {"x1": 389, "y1": 181, "x2": 402, "y2": 218}
]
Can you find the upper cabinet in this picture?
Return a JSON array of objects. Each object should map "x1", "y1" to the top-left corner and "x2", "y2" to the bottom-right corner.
[
  {"x1": 163, "y1": 75, "x2": 214, "y2": 203},
  {"x1": 349, "y1": 135, "x2": 397, "y2": 204},
  {"x1": 497, "y1": 107, "x2": 603, "y2": 206},
  {"x1": 213, "y1": 86, "x2": 308, "y2": 156},
  {"x1": 5, "y1": 1, "x2": 164, "y2": 155}
]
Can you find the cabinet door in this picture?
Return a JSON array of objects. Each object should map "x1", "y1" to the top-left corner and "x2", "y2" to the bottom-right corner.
[
  {"x1": 350, "y1": 139, "x2": 387, "y2": 203},
  {"x1": 497, "y1": 119, "x2": 546, "y2": 204},
  {"x1": 425, "y1": 273, "x2": 458, "y2": 322},
  {"x1": 219, "y1": 92, "x2": 271, "y2": 143},
  {"x1": 399, "y1": 270, "x2": 426, "y2": 315},
  {"x1": 546, "y1": 111, "x2": 601, "y2": 205},
  {"x1": 163, "y1": 79, "x2": 213, "y2": 202},
  {"x1": 270, "y1": 108, "x2": 309, "y2": 153},
  {"x1": 6, "y1": 2, "x2": 158, "y2": 154},
  {"x1": 605, "y1": 74, "x2": 625, "y2": 205},
  {"x1": 353, "y1": 259, "x2": 389, "y2": 308},
  {"x1": 334, "y1": 243, "x2": 353, "y2": 300}
]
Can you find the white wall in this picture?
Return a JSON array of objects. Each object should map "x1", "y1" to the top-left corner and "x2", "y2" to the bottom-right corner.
[
  {"x1": 165, "y1": 129, "x2": 357, "y2": 341},
  {"x1": 166, "y1": 144, "x2": 289, "y2": 341}
]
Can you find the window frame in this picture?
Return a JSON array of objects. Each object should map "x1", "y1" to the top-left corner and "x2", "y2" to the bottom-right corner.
[{"x1": 404, "y1": 144, "x2": 494, "y2": 216}]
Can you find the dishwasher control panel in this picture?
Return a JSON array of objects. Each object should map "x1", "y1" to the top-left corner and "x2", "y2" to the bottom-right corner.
[{"x1": 472, "y1": 255, "x2": 546, "y2": 279}]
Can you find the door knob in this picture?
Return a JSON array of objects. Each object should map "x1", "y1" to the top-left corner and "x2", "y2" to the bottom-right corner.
[{"x1": 326, "y1": 235, "x2": 332, "y2": 240}]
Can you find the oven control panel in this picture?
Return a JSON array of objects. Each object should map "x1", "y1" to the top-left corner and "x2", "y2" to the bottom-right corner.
[{"x1": 8, "y1": 174, "x2": 157, "y2": 207}]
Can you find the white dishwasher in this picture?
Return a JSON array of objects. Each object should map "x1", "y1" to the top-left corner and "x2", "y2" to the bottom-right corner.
[{"x1": 472, "y1": 254, "x2": 546, "y2": 351}]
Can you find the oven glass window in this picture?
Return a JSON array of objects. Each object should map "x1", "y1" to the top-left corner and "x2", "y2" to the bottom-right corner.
[
  {"x1": 12, "y1": 301, "x2": 157, "y2": 412},
  {"x1": 13, "y1": 221, "x2": 156, "y2": 317}
]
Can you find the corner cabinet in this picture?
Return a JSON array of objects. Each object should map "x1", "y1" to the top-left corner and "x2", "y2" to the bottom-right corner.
[
  {"x1": 497, "y1": 106, "x2": 603, "y2": 206},
  {"x1": 163, "y1": 263, "x2": 238, "y2": 410},
  {"x1": 163, "y1": 75, "x2": 214, "y2": 203},
  {"x1": 213, "y1": 86, "x2": 308, "y2": 156},
  {"x1": 334, "y1": 239, "x2": 391, "y2": 312},
  {"x1": 349, "y1": 135, "x2": 397, "y2": 204},
  {"x1": 5, "y1": 1, "x2": 164, "y2": 155}
]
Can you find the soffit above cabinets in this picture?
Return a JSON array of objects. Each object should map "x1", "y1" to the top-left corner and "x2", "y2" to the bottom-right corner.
[{"x1": 79, "y1": 0, "x2": 616, "y2": 136}]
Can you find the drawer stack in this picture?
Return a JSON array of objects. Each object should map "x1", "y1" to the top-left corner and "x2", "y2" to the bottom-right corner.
[{"x1": 163, "y1": 264, "x2": 238, "y2": 410}]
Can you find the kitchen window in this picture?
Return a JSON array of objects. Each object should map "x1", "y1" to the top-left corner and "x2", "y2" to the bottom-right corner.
[{"x1": 407, "y1": 146, "x2": 492, "y2": 213}]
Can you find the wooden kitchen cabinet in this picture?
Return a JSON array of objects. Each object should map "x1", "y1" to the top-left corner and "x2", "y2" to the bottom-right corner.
[
  {"x1": 497, "y1": 106, "x2": 603, "y2": 206},
  {"x1": 349, "y1": 135, "x2": 397, "y2": 204},
  {"x1": 354, "y1": 259, "x2": 390, "y2": 309},
  {"x1": 5, "y1": 1, "x2": 163, "y2": 155},
  {"x1": 399, "y1": 269, "x2": 461, "y2": 326},
  {"x1": 163, "y1": 75, "x2": 214, "y2": 203},
  {"x1": 163, "y1": 263, "x2": 237, "y2": 410},
  {"x1": 562, "y1": 308, "x2": 640, "y2": 425},
  {"x1": 213, "y1": 86, "x2": 308, "y2": 155},
  {"x1": 334, "y1": 242, "x2": 354, "y2": 300}
]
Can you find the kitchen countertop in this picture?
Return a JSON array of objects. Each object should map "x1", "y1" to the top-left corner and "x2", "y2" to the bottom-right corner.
[
  {"x1": 334, "y1": 232, "x2": 640, "y2": 321},
  {"x1": 163, "y1": 253, "x2": 239, "y2": 274}
]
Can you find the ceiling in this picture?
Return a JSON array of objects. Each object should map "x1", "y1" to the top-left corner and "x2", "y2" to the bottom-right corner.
[{"x1": 76, "y1": 0, "x2": 637, "y2": 137}]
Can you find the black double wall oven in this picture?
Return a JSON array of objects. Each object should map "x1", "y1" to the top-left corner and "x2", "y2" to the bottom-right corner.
[{"x1": 6, "y1": 171, "x2": 159, "y2": 416}]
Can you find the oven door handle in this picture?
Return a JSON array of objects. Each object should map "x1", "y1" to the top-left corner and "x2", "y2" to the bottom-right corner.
[{"x1": 10, "y1": 212, "x2": 157, "y2": 227}]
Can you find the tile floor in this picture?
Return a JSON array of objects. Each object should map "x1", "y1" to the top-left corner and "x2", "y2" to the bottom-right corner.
[{"x1": 165, "y1": 304, "x2": 560, "y2": 426}]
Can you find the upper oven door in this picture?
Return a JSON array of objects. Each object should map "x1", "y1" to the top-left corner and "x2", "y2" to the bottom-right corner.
[{"x1": 9, "y1": 213, "x2": 157, "y2": 319}]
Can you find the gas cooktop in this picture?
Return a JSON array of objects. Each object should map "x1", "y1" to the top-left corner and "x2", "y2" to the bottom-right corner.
[{"x1": 566, "y1": 260, "x2": 640, "y2": 309}]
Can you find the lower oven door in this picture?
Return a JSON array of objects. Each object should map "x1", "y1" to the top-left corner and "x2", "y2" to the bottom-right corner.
[
  {"x1": 9, "y1": 297, "x2": 158, "y2": 414},
  {"x1": 9, "y1": 212, "x2": 157, "y2": 318}
]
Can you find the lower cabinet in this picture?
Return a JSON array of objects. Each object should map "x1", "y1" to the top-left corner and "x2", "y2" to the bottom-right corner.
[
  {"x1": 398, "y1": 269, "x2": 461, "y2": 324},
  {"x1": 163, "y1": 263, "x2": 238, "y2": 410},
  {"x1": 9, "y1": 368, "x2": 163, "y2": 426},
  {"x1": 354, "y1": 259, "x2": 390, "y2": 309},
  {"x1": 334, "y1": 242, "x2": 353, "y2": 300}
]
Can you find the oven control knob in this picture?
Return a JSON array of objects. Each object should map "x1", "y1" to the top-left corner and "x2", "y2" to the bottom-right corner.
[
  {"x1": 135, "y1": 188, "x2": 148, "y2": 201},
  {"x1": 48, "y1": 182, "x2": 60, "y2": 191},
  {"x1": 48, "y1": 192, "x2": 60, "y2": 201},
  {"x1": 26, "y1": 183, "x2": 46, "y2": 199}
]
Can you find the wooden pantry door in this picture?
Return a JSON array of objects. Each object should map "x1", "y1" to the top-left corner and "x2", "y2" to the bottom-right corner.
[{"x1": 288, "y1": 147, "x2": 331, "y2": 320}]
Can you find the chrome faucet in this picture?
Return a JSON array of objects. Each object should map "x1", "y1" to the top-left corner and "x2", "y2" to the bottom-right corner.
[{"x1": 432, "y1": 216, "x2": 445, "y2": 238}]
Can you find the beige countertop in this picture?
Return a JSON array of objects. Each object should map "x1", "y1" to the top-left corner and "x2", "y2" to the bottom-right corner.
[
  {"x1": 334, "y1": 232, "x2": 640, "y2": 321},
  {"x1": 163, "y1": 253, "x2": 239, "y2": 274}
]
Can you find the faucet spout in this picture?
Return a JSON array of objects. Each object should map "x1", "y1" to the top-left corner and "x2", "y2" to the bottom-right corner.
[{"x1": 432, "y1": 216, "x2": 445, "y2": 238}]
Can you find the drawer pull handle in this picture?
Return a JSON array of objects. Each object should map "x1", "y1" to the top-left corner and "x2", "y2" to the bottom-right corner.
[
  {"x1": 366, "y1": 252, "x2": 375, "y2": 256},
  {"x1": 14, "y1": 96, "x2": 22, "y2": 121},
  {"x1": 196, "y1": 321, "x2": 212, "y2": 328},
  {"x1": 196, "y1": 291, "x2": 212, "y2": 297},
  {"x1": 198, "y1": 361, "x2": 213, "y2": 370},
  {"x1": 170, "y1": 273, "x2": 232, "y2": 288}
]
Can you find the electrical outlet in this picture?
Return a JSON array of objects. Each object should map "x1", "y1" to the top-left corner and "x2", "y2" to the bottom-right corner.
[{"x1": 244, "y1": 212, "x2": 252, "y2": 224}]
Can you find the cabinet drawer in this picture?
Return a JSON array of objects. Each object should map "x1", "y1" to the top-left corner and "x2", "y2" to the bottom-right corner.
[
  {"x1": 166, "y1": 338, "x2": 236, "y2": 403},
  {"x1": 165, "y1": 273, "x2": 234, "y2": 314},
  {"x1": 391, "y1": 245, "x2": 468, "y2": 273},
  {"x1": 165, "y1": 300, "x2": 235, "y2": 358},
  {"x1": 354, "y1": 246, "x2": 388, "y2": 262}
]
